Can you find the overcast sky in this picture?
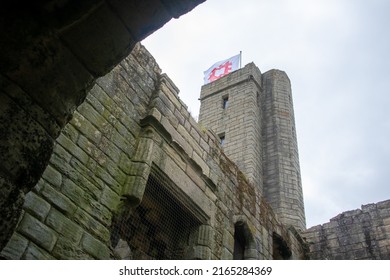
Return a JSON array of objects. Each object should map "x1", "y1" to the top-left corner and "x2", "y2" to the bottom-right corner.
[{"x1": 142, "y1": 0, "x2": 390, "y2": 228}]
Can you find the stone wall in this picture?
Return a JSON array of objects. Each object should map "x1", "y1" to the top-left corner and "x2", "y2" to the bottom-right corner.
[
  {"x1": 198, "y1": 65, "x2": 306, "y2": 232},
  {"x1": 199, "y1": 63, "x2": 264, "y2": 194},
  {"x1": 303, "y1": 199, "x2": 390, "y2": 259},
  {"x1": 1, "y1": 44, "x2": 308, "y2": 260},
  {"x1": 0, "y1": 0, "x2": 206, "y2": 251},
  {"x1": 262, "y1": 70, "x2": 305, "y2": 232}
]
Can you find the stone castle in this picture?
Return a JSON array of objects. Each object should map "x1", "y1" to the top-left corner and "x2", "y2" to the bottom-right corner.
[{"x1": 1, "y1": 44, "x2": 390, "y2": 260}]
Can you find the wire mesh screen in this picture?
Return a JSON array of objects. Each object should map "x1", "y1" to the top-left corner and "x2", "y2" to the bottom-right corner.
[{"x1": 111, "y1": 170, "x2": 201, "y2": 260}]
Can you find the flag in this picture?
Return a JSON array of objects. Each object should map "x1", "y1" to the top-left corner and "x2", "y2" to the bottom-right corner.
[{"x1": 203, "y1": 54, "x2": 241, "y2": 84}]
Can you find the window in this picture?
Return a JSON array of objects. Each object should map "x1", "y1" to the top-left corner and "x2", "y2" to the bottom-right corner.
[
  {"x1": 111, "y1": 172, "x2": 201, "y2": 259},
  {"x1": 222, "y1": 96, "x2": 229, "y2": 109},
  {"x1": 219, "y1": 133, "x2": 225, "y2": 146},
  {"x1": 233, "y1": 222, "x2": 246, "y2": 260}
]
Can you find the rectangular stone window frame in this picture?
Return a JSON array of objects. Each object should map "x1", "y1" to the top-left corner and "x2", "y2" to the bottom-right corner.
[{"x1": 111, "y1": 163, "x2": 211, "y2": 260}]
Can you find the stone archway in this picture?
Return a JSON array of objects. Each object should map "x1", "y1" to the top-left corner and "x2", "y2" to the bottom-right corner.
[
  {"x1": 233, "y1": 220, "x2": 258, "y2": 260},
  {"x1": 0, "y1": 0, "x2": 206, "y2": 251}
]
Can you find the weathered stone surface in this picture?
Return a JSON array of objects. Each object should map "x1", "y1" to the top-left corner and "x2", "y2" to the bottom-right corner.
[
  {"x1": 52, "y1": 237, "x2": 93, "y2": 260},
  {"x1": 0, "y1": 0, "x2": 205, "y2": 251},
  {"x1": 113, "y1": 238, "x2": 132, "y2": 260},
  {"x1": 73, "y1": 207, "x2": 110, "y2": 241},
  {"x1": 193, "y1": 245, "x2": 212, "y2": 260},
  {"x1": 0, "y1": 233, "x2": 28, "y2": 260},
  {"x1": 40, "y1": 184, "x2": 77, "y2": 216},
  {"x1": 23, "y1": 191, "x2": 51, "y2": 221},
  {"x1": 81, "y1": 233, "x2": 110, "y2": 260},
  {"x1": 0, "y1": 43, "x2": 334, "y2": 261},
  {"x1": 46, "y1": 209, "x2": 84, "y2": 243},
  {"x1": 304, "y1": 199, "x2": 390, "y2": 260},
  {"x1": 18, "y1": 213, "x2": 57, "y2": 252},
  {"x1": 23, "y1": 242, "x2": 56, "y2": 260}
]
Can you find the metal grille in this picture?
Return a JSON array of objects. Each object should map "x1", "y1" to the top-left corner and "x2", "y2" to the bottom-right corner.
[{"x1": 111, "y1": 171, "x2": 200, "y2": 260}]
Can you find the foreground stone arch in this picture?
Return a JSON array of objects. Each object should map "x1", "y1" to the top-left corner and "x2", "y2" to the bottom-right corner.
[{"x1": 0, "y1": 0, "x2": 205, "y2": 250}]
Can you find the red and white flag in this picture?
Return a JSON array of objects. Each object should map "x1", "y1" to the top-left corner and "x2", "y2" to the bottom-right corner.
[{"x1": 203, "y1": 54, "x2": 241, "y2": 84}]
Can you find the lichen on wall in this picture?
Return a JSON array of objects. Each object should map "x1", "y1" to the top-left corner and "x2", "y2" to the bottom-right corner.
[
  {"x1": 303, "y1": 200, "x2": 390, "y2": 260},
  {"x1": 1, "y1": 44, "x2": 307, "y2": 260}
]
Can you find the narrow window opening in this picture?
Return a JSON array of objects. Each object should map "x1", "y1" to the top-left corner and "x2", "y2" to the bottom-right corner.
[
  {"x1": 219, "y1": 133, "x2": 225, "y2": 146},
  {"x1": 222, "y1": 96, "x2": 229, "y2": 109},
  {"x1": 233, "y1": 222, "x2": 246, "y2": 260}
]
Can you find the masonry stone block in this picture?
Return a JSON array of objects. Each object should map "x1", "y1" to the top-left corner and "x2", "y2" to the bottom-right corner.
[
  {"x1": 46, "y1": 209, "x2": 83, "y2": 243},
  {"x1": 81, "y1": 233, "x2": 110, "y2": 260},
  {"x1": 185, "y1": 164, "x2": 206, "y2": 191},
  {"x1": 222, "y1": 229, "x2": 234, "y2": 252},
  {"x1": 221, "y1": 247, "x2": 233, "y2": 260},
  {"x1": 161, "y1": 143, "x2": 187, "y2": 171},
  {"x1": 0, "y1": 233, "x2": 28, "y2": 260},
  {"x1": 71, "y1": 111, "x2": 102, "y2": 145},
  {"x1": 52, "y1": 236, "x2": 93, "y2": 260},
  {"x1": 23, "y1": 242, "x2": 56, "y2": 260},
  {"x1": 57, "y1": 134, "x2": 90, "y2": 165},
  {"x1": 133, "y1": 137, "x2": 154, "y2": 164},
  {"x1": 193, "y1": 245, "x2": 211, "y2": 260},
  {"x1": 18, "y1": 213, "x2": 57, "y2": 252},
  {"x1": 78, "y1": 102, "x2": 109, "y2": 134},
  {"x1": 173, "y1": 108, "x2": 186, "y2": 126},
  {"x1": 148, "y1": 107, "x2": 162, "y2": 122},
  {"x1": 61, "y1": 178, "x2": 88, "y2": 206},
  {"x1": 100, "y1": 186, "x2": 121, "y2": 210},
  {"x1": 383, "y1": 217, "x2": 390, "y2": 226},
  {"x1": 196, "y1": 225, "x2": 213, "y2": 247},
  {"x1": 121, "y1": 176, "x2": 147, "y2": 205},
  {"x1": 23, "y1": 191, "x2": 51, "y2": 221},
  {"x1": 192, "y1": 151, "x2": 210, "y2": 177},
  {"x1": 73, "y1": 208, "x2": 110, "y2": 242}
]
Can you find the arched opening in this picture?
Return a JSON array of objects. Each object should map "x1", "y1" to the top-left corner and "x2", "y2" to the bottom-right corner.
[
  {"x1": 233, "y1": 221, "x2": 257, "y2": 260},
  {"x1": 233, "y1": 222, "x2": 246, "y2": 260},
  {"x1": 272, "y1": 232, "x2": 292, "y2": 260}
]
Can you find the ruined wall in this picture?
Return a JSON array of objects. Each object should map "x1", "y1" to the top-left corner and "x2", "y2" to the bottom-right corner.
[
  {"x1": 303, "y1": 199, "x2": 390, "y2": 259},
  {"x1": 0, "y1": 44, "x2": 307, "y2": 260}
]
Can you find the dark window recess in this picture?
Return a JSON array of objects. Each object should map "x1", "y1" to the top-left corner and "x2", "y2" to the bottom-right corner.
[
  {"x1": 219, "y1": 134, "x2": 225, "y2": 146},
  {"x1": 222, "y1": 96, "x2": 229, "y2": 109},
  {"x1": 233, "y1": 222, "x2": 246, "y2": 260},
  {"x1": 272, "y1": 232, "x2": 292, "y2": 260}
]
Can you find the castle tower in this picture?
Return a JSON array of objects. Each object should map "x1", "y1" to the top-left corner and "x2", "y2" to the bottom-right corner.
[
  {"x1": 198, "y1": 63, "x2": 306, "y2": 231},
  {"x1": 199, "y1": 63, "x2": 263, "y2": 190}
]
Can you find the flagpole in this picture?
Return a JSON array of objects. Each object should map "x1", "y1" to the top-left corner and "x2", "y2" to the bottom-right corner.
[{"x1": 240, "y1": 51, "x2": 242, "y2": 68}]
